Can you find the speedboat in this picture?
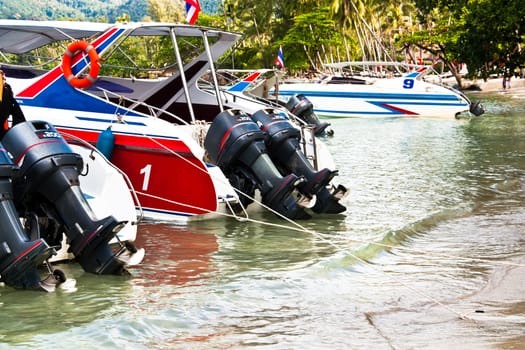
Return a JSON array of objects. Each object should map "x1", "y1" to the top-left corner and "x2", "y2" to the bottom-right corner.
[
  {"x1": 0, "y1": 20, "x2": 348, "y2": 222},
  {"x1": 272, "y1": 61, "x2": 485, "y2": 119}
]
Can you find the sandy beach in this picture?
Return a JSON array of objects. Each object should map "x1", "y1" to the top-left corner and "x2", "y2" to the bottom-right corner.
[
  {"x1": 469, "y1": 256, "x2": 525, "y2": 305},
  {"x1": 465, "y1": 255, "x2": 525, "y2": 348},
  {"x1": 458, "y1": 76, "x2": 525, "y2": 94}
]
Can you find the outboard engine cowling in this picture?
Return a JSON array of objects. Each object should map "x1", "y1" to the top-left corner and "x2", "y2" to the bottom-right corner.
[
  {"x1": 204, "y1": 109, "x2": 311, "y2": 219},
  {"x1": 285, "y1": 94, "x2": 333, "y2": 137},
  {"x1": 251, "y1": 109, "x2": 347, "y2": 214},
  {"x1": 469, "y1": 100, "x2": 485, "y2": 117},
  {"x1": 3, "y1": 121, "x2": 128, "y2": 275},
  {"x1": 0, "y1": 145, "x2": 55, "y2": 290}
]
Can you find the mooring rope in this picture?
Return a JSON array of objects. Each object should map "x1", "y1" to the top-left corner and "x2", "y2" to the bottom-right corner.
[
  {"x1": 99, "y1": 113, "x2": 523, "y2": 322},
  {"x1": 135, "y1": 191, "x2": 476, "y2": 321}
]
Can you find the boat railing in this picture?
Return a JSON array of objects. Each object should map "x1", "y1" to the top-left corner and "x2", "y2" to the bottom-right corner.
[
  {"x1": 323, "y1": 61, "x2": 451, "y2": 82},
  {"x1": 0, "y1": 52, "x2": 63, "y2": 71},
  {"x1": 95, "y1": 85, "x2": 192, "y2": 126},
  {"x1": 211, "y1": 81, "x2": 313, "y2": 129},
  {"x1": 198, "y1": 69, "x2": 286, "y2": 110}
]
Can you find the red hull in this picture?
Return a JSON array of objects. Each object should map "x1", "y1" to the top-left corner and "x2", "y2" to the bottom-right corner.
[{"x1": 60, "y1": 128, "x2": 218, "y2": 217}]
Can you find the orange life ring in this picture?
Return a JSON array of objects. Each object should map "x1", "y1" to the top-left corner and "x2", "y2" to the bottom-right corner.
[{"x1": 61, "y1": 41, "x2": 100, "y2": 89}]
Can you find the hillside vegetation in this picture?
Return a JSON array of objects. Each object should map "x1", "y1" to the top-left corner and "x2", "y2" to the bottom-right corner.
[
  {"x1": 0, "y1": 0, "x2": 150, "y2": 22},
  {"x1": 0, "y1": 0, "x2": 219, "y2": 22}
]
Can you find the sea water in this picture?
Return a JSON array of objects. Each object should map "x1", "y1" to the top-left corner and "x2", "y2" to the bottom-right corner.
[{"x1": 0, "y1": 91, "x2": 524, "y2": 349}]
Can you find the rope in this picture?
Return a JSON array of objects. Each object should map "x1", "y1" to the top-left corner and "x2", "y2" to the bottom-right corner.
[
  {"x1": 107, "y1": 115, "x2": 314, "y2": 232},
  {"x1": 135, "y1": 190, "x2": 525, "y2": 269},
  {"x1": 60, "y1": 131, "x2": 144, "y2": 224},
  {"x1": 96, "y1": 102, "x2": 520, "y2": 322}
]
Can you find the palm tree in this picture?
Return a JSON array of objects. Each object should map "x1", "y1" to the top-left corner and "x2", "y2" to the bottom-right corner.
[{"x1": 331, "y1": 0, "x2": 418, "y2": 62}]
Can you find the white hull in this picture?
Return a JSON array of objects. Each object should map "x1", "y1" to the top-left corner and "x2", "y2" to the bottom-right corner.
[{"x1": 276, "y1": 78, "x2": 471, "y2": 119}]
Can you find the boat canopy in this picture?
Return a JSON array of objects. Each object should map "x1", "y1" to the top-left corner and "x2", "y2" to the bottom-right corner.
[{"x1": 0, "y1": 19, "x2": 241, "y2": 54}]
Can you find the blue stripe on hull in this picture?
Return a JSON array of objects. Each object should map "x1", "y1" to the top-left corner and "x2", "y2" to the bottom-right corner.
[
  {"x1": 278, "y1": 89, "x2": 468, "y2": 117},
  {"x1": 278, "y1": 90, "x2": 463, "y2": 101}
]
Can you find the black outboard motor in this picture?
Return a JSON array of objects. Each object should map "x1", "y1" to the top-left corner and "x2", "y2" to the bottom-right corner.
[
  {"x1": 251, "y1": 109, "x2": 347, "y2": 214},
  {"x1": 285, "y1": 94, "x2": 333, "y2": 137},
  {"x1": 469, "y1": 100, "x2": 485, "y2": 117},
  {"x1": 204, "y1": 109, "x2": 311, "y2": 220},
  {"x1": 0, "y1": 145, "x2": 56, "y2": 290},
  {"x1": 3, "y1": 121, "x2": 128, "y2": 275}
]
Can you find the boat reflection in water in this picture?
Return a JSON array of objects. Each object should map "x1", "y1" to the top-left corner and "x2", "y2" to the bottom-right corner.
[{"x1": 133, "y1": 223, "x2": 219, "y2": 288}]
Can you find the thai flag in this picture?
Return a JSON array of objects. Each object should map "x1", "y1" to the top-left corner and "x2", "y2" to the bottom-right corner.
[
  {"x1": 185, "y1": 0, "x2": 201, "y2": 25},
  {"x1": 274, "y1": 45, "x2": 284, "y2": 69}
]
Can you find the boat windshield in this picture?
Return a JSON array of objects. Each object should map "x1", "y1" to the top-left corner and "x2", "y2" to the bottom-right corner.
[
  {"x1": 0, "y1": 27, "x2": 218, "y2": 81},
  {"x1": 100, "y1": 34, "x2": 209, "y2": 79}
]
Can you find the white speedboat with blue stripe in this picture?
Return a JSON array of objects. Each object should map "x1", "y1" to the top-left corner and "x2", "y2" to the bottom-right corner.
[{"x1": 274, "y1": 61, "x2": 484, "y2": 119}]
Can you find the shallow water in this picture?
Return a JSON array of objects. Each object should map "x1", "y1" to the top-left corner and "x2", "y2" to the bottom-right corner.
[{"x1": 1, "y1": 91, "x2": 524, "y2": 349}]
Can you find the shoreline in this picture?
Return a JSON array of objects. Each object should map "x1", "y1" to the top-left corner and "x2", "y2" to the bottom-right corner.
[{"x1": 449, "y1": 76, "x2": 525, "y2": 93}]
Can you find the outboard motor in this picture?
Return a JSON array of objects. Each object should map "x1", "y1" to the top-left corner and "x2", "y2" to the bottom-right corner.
[
  {"x1": 204, "y1": 109, "x2": 311, "y2": 220},
  {"x1": 0, "y1": 145, "x2": 56, "y2": 290},
  {"x1": 469, "y1": 100, "x2": 485, "y2": 117},
  {"x1": 251, "y1": 109, "x2": 347, "y2": 214},
  {"x1": 3, "y1": 121, "x2": 128, "y2": 275},
  {"x1": 285, "y1": 94, "x2": 333, "y2": 137}
]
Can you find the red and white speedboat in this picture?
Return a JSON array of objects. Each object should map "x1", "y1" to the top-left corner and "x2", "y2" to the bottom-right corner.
[
  {"x1": 0, "y1": 20, "x2": 347, "y2": 222},
  {"x1": 0, "y1": 20, "x2": 238, "y2": 222}
]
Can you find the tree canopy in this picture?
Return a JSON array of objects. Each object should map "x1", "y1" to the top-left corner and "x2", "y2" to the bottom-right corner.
[{"x1": 408, "y1": 0, "x2": 525, "y2": 84}]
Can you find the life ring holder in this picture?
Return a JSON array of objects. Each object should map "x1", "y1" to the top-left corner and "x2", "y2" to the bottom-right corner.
[{"x1": 62, "y1": 41, "x2": 100, "y2": 89}]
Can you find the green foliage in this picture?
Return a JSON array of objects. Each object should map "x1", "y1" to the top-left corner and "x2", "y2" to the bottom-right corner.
[
  {"x1": 1, "y1": 0, "x2": 523, "y2": 81},
  {"x1": 100, "y1": 35, "x2": 177, "y2": 78},
  {"x1": 98, "y1": 33, "x2": 209, "y2": 78},
  {"x1": 458, "y1": 0, "x2": 525, "y2": 78},
  {"x1": 0, "y1": 0, "x2": 149, "y2": 22},
  {"x1": 282, "y1": 7, "x2": 345, "y2": 71},
  {"x1": 147, "y1": 0, "x2": 184, "y2": 22},
  {"x1": 409, "y1": 0, "x2": 525, "y2": 82}
]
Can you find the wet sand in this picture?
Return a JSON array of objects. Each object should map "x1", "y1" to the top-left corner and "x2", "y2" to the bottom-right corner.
[
  {"x1": 465, "y1": 255, "x2": 525, "y2": 348},
  {"x1": 470, "y1": 256, "x2": 525, "y2": 304}
]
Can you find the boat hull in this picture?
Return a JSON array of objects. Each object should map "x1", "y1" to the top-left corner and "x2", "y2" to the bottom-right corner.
[
  {"x1": 275, "y1": 80, "x2": 471, "y2": 119},
  {"x1": 16, "y1": 106, "x2": 232, "y2": 223}
]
